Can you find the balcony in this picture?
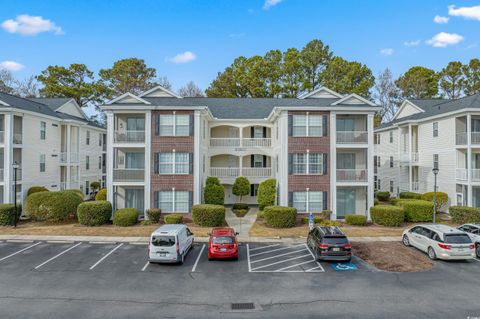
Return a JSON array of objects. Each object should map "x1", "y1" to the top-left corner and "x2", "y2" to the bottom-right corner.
[
  {"x1": 210, "y1": 167, "x2": 272, "y2": 178},
  {"x1": 209, "y1": 138, "x2": 272, "y2": 148},
  {"x1": 472, "y1": 169, "x2": 480, "y2": 182},
  {"x1": 400, "y1": 181, "x2": 422, "y2": 192},
  {"x1": 336, "y1": 169, "x2": 367, "y2": 182},
  {"x1": 0, "y1": 168, "x2": 3, "y2": 182},
  {"x1": 336, "y1": 131, "x2": 368, "y2": 144},
  {"x1": 0, "y1": 131, "x2": 4, "y2": 144},
  {"x1": 113, "y1": 168, "x2": 145, "y2": 182},
  {"x1": 114, "y1": 131, "x2": 145, "y2": 143},
  {"x1": 456, "y1": 168, "x2": 467, "y2": 181},
  {"x1": 60, "y1": 152, "x2": 79, "y2": 163},
  {"x1": 13, "y1": 133, "x2": 22, "y2": 144},
  {"x1": 400, "y1": 152, "x2": 419, "y2": 164}
]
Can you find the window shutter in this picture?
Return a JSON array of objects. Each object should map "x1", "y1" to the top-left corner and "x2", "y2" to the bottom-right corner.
[
  {"x1": 250, "y1": 184, "x2": 255, "y2": 197},
  {"x1": 288, "y1": 115, "x2": 293, "y2": 136},
  {"x1": 263, "y1": 155, "x2": 267, "y2": 168},
  {"x1": 323, "y1": 191, "x2": 328, "y2": 210},
  {"x1": 154, "y1": 192, "x2": 159, "y2": 208},
  {"x1": 262, "y1": 126, "x2": 267, "y2": 138},
  {"x1": 155, "y1": 114, "x2": 160, "y2": 136},
  {"x1": 288, "y1": 192, "x2": 293, "y2": 207},
  {"x1": 251, "y1": 155, "x2": 254, "y2": 168},
  {"x1": 188, "y1": 192, "x2": 193, "y2": 211},
  {"x1": 322, "y1": 115, "x2": 328, "y2": 136},
  {"x1": 288, "y1": 153, "x2": 293, "y2": 175},
  {"x1": 189, "y1": 114, "x2": 194, "y2": 136},
  {"x1": 189, "y1": 153, "x2": 194, "y2": 174},
  {"x1": 250, "y1": 127, "x2": 254, "y2": 138},
  {"x1": 323, "y1": 153, "x2": 328, "y2": 175},
  {"x1": 154, "y1": 153, "x2": 159, "y2": 174}
]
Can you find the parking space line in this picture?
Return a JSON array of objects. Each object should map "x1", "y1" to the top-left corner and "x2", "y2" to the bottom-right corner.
[
  {"x1": 246, "y1": 244, "x2": 251, "y2": 272},
  {"x1": 305, "y1": 265, "x2": 324, "y2": 272},
  {"x1": 250, "y1": 248, "x2": 308, "y2": 263},
  {"x1": 304, "y1": 243, "x2": 325, "y2": 272},
  {"x1": 275, "y1": 260, "x2": 318, "y2": 272},
  {"x1": 141, "y1": 261, "x2": 150, "y2": 272},
  {"x1": 251, "y1": 254, "x2": 312, "y2": 271},
  {"x1": 89, "y1": 243, "x2": 124, "y2": 270},
  {"x1": 248, "y1": 244, "x2": 280, "y2": 252},
  {"x1": 34, "y1": 243, "x2": 82, "y2": 270},
  {"x1": 191, "y1": 244, "x2": 205, "y2": 272},
  {"x1": 249, "y1": 244, "x2": 305, "y2": 257},
  {"x1": 0, "y1": 242, "x2": 41, "y2": 262}
]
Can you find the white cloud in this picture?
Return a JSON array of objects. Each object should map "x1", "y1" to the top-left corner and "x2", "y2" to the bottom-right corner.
[
  {"x1": 263, "y1": 0, "x2": 282, "y2": 10},
  {"x1": 0, "y1": 60, "x2": 25, "y2": 72},
  {"x1": 433, "y1": 15, "x2": 449, "y2": 24},
  {"x1": 380, "y1": 48, "x2": 394, "y2": 56},
  {"x1": 426, "y1": 32, "x2": 464, "y2": 47},
  {"x1": 404, "y1": 40, "x2": 421, "y2": 47},
  {"x1": 1, "y1": 14, "x2": 63, "y2": 36},
  {"x1": 448, "y1": 5, "x2": 480, "y2": 21},
  {"x1": 166, "y1": 51, "x2": 197, "y2": 64}
]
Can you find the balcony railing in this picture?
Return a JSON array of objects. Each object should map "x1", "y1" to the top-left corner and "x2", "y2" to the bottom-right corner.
[
  {"x1": 336, "y1": 131, "x2": 368, "y2": 144},
  {"x1": 59, "y1": 152, "x2": 79, "y2": 163},
  {"x1": 0, "y1": 131, "x2": 4, "y2": 144},
  {"x1": 0, "y1": 168, "x2": 3, "y2": 182},
  {"x1": 472, "y1": 169, "x2": 480, "y2": 182},
  {"x1": 13, "y1": 133, "x2": 22, "y2": 144},
  {"x1": 60, "y1": 181, "x2": 67, "y2": 191},
  {"x1": 114, "y1": 131, "x2": 145, "y2": 143},
  {"x1": 456, "y1": 168, "x2": 467, "y2": 181},
  {"x1": 209, "y1": 138, "x2": 272, "y2": 148},
  {"x1": 210, "y1": 138, "x2": 240, "y2": 148},
  {"x1": 336, "y1": 169, "x2": 367, "y2": 182},
  {"x1": 60, "y1": 152, "x2": 67, "y2": 163},
  {"x1": 400, "y1": 181, "x2": 422, "y2": 192},
  {"x1": 210, "y1": 167, "x2": 272, "y2": 178},
  {"x1": 113, "y1": 168, "x2": 145, "y2": 182},
  {"x1": 400, "y1": 152, "x2": 419, "y2": 164},
  {"x1": 472, "y1": 132, "x2": 480, "y2": 144}
]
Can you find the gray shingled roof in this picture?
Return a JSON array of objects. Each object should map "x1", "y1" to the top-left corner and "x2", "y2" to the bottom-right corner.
[
  {"x1": 28, "y1": 97, "x2": 72, "y2": 111},
  {"x1": 408, "y1": 99, "x2": 446, "y2": 110}
]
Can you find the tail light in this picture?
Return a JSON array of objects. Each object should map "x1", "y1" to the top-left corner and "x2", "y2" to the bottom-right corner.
[
  {"x1": 318, "y1": 243, "x2": 329, "y2": 249},
  {"x1": 469, "y1": 244, "x2": 475, "y2": 249},
  {"x1": 176, "y1": 241, "x2": 180, "y2": 254},
  {"x1": 344, "y1": 244, "x2": 352, "y2": 249},
  {"x1": 438, "y1": 243, "x2": 451, "y2": 250}
]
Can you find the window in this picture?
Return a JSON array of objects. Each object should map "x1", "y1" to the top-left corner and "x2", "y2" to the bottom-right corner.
[
  {"x1": 291, "y1": 191, "x2": 324, "y2": 213},
  {"x1": 292, "y1": 153, "x2": 306, "y2": 174},
  {"x1": 40, "y1": 121, "x2": 46, "y2": 140},
  {"x1": 390, "y1": 181, "x2": 394, "y2": 193},
  {"x1": 250, "y1": 184, "x2": 259, "y2": 196},
  {"x1": 374, "y1": 133, "x2": 380, "y2": 144},
  {"x1": 85, "y1": 181, "x2": 90, "y2": 195},
  {"x1": 378, "y1": 179, "x2": 381, "y2": 189},
  {"x1": 389, "y1": 131, "x2": 393, "y2": 143},
  {"x1": 86, "y1": 131, "x2": 90, "y2": 145},
  {"x1": 291, "y1": 153, "x2": 323, "y2": 175},
  {"x1": 99, "y1": 133, "x2": 102, "y2": 146},
  {"x1": 377, "y1": 156, "x2": 381, "y2": 167},
  {"x1": 390, "y1": 156, "x2": 394, "y2": 168},
  {"x1": 98, "y1": 156, "x2": 102, "y2": 170},
  {"x1": 433, "y1": 122, "x2": 438, "y2": 137},
  {"x1": 292, "y1": 114, "x2": 322, "y2": 137},
  {"x1": 292, "y1": 115, "x2": 306, "y2": 136},
  {"x1": 433, "y1": 154, "x2": 439, "y2": 169},
  {"x1": 156, "y1": 190, "x2": 191, "y2": 213},
  {"x1": 86, "y1": 156, "x2": 90, "y2": 170},
  {"x1": 40, "y1": 154, "x2": 45, "y2": 172},
  {"x1": 374, "y1": 176, "x2": 378, "y2": 190},
  {"x1": 158, "y1": 152, "x2": 190, "y2": 174},
  {"x1": 175, "y1": 114, "x2": 190, "y2": 136},
  {"x1": 158, "y1": 114, "x2": 190, "y2": 136},
  {"x1": 309, "y1": 153, "x2": 322, "y2": 174}
]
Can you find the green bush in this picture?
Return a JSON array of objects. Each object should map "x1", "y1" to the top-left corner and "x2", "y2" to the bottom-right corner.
[
  {"x1": 374, "y1": 198, "x2": 380, "y2": 206},
  {"x1": 264, "y1": 206, "x2": 297, "y2": 228},
  {"x1": 301, "y1": 216, "x2": 323, "y2": 224},
  {"x1": 141, "y1": 220, "x2": 157, "y2": 226},
  {"x1": 24, "y1": 191, "x2": 82, "y2": 222},
  {"x1": 192, "y1": 204, "x2": 225, "y2": 227},
  {"x1": 449, "y1": 206, "x2": 480, "y2": 224},
  {"x1": 394, "y1": 199, "x2": 433, "y2": 222},
  {"x1": 90, "y1": 181, "x2": 101, "y2": 191},
  {"x1": 164, "y1": 213, "x2": 183, "y2": 224},
  {"x1": 370, "y1": 205, "x2": 405, "y2": 226},
  {"x1": 204, "y1": 177, "x2": 224, "y2": 205},
  {"x1": 113, "y1": 208, "x2": 139, "y2": 226},
  {"x1": 77, "y1": 201, "x2": 112, "y2": 226},
  {"x1": 64, "y1": 189, "x2": 84, "y2": 200},
  {"x1": 146, "y1": 208, "x2": 161, "y2": 223},
  {"x1": 232, "y1": 209, "x2": 249, "y2": 217},
  {"x1": 232, "y1": 176, "x2": 250, "y2": 203},
  {"x1": 0, "y1": 204, "x2": 20, "y2": 226},
  {"x1": 320, "y1": 210, "x2": 332, "y2": 220},
  {"x1": 95, "y1": 188, "x2": 107, "y2": 201},
  {"x1": 257, "y1": 179, "x2": 276, "y2": 210},
  {"x1": 319, "y1": 220, "x2": 340, "y2": 227},
  {"x1": 232, "y1": 203, "x2": 249, "y2": 210},
  {"x1": 376, "y1": 191, "x2": 390, "y2": 201},
  {"x1": 24, "y1": 191, "x2": 53, "y2": 220},
  {"x1": 421, "y1": 192, "x2": 448, "y2": 212},
  {"x1": 27, "y1": 186, "x2": 48, "y2": 197},
  {"x1": 345, "y1": 214, "x2": 367, "y2": 226},
  {"x1": 399, "y1": 192, "x2": 422, "y2": 200},
  {"x1": 257, "y1": 210, "x2": 265, "y2": 219}
]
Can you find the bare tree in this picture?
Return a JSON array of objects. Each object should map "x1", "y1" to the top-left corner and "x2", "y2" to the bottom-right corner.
[
  {"x1": 0, "y1": 69, "x2": 15, "y2": 94},
  {"x1": 14, "y1": 76, "x2": 40, "y2": 97},
  {"x1": 156, "y1": 76, "x2": 172, "y2": 90},
  {"x1": 178, "y1": 81, "x2": 204, "y2": 97},
  {"x1": 373, "y1": 68, "x2": 400, "y2": 123}
]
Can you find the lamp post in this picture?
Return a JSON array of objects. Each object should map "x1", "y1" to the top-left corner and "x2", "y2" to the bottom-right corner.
[
  {"x1": 432, "y1": 167, "x2": 439, "y2": 224},
  {"x1": 12, "y1": 161, "x2": 19, "y2": 227}
]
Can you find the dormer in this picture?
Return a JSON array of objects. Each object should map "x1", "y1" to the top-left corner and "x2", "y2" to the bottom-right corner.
[
  {"x1": 298, "y1": 87, "x2": 343, "y2": 99},
  {"x1": 392, "y1": 100, "x2": 424, "y2": 120}
]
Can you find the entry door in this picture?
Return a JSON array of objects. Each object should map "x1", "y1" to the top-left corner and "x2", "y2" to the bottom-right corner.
[{"x1": 336, "y1": 188, "x2": 356, "y2": 219}]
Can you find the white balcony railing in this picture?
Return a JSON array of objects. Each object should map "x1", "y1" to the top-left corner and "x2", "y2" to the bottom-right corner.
[
  {"x1": 113, "y1": 168, "x2": 145, "y2": 182},
  {"x1": 336, "y1": 169, "x2": 367, "y2": 182},
  {"x1": 209, "y1": 138, "x2": 272, "y2": 148},
  {"x1": 60, "y1": 152, "x2": 79, "y2": 163},
  {"x1": 13, "y1": 133, "x2": 22, "y2": 144},
  {"x1": 60, "y1": 182, "x2": 67, "y2": 191},
  {"x1": 336, "y1": 131, "x2": 368, "y2": 144},
  {"x1": 210, "y1": 138, "x2": 240, "y2": 148},
  {"x1": 60, "y1": 152, "x2": 67, "y2": 163},
  {"x1": 456, "y1": 168, "x2": 468, "y2": 181},
  {"x1": 210, "y1": 167, "x2": 240, "y2": 178},
  {"x1": 471, "y1": 169, "x2": 480, "y2": 182},
  {"x1": 456, "y1": 132, "x2": 467, "y2": 145},
  {"x1": 210, "y1": 167, "x2": 272, "y2": 178},
  {"x1": 241, "y1": 138, "x2": 272, "y2": 148},
  {"x1": 399, "y1": 181, "x2": 422, "y2": 192},
  {"x1": 114, "y1": 131, "x2": 145, "y2": 143},
  {"x1": 0, "y1": 131, "x2": 4, "y2": 144},
  {"x1": 472, "y1": 132, "x2": 480, "y2": 144},
  {"x1": 400, "y1": 152, "x2": 419, "y2": 164},
  {"x1": 241, "y1": 167, "x2": 272, "y2": 177}
]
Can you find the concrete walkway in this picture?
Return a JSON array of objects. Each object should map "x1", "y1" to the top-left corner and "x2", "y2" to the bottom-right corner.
[{"x1": 224, "y1": 207, "x2": 258, "y2": 241}]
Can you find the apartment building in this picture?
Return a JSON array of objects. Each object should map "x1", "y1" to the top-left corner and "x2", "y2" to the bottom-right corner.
[
  {"x1": 102, "y1": 86, "x2": 379, "y2": 220},
  {"x1": 374, "y1": 94, "x2": 480, "y2": 207},
  {"x1": 0, "y1": 92, "x2": 107, "y2": 203}
]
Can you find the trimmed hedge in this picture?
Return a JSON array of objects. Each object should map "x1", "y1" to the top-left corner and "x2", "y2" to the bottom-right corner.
[
  {"x1": 164, "y1": 213, "x2": 183, "y2": 224},
  {"x1": 146, "y1": 208, "x2": 161, "y2": 223},
  {"x1": 64, "y1": 189, "x2": 84, "y2": 200},
  {"x1": 320, "y1": 210, "x2": 332, "y2": 220},
  {"x1": 204, "y1": 177, "x2": 225, "y2": 205},
  {"x1": 77, "y1": 201, "x2": 112, "y2": 226},
  {"x1": 374, "y1": 198, "x2": 380, "y2": 206},
  {"x1": 345, "y1": 214, "x2": 367, "y2": 226},
  {"x1": 375, "y1": 191, "x2": 390, "y2": 201},
  {"x1": 95, "y1": 188, "x2": 107, "y2": 201},
  {"x1": 394, "y1": 199, "x2": 434, "y2": 222},
  {"x1": 264, "y1": 206, "x2": 297, "y2": 228},
  {"x1": 449, "y1": 206, "x2": 480, "y2": 224},
  {"x1": 257, "y1": 210, "x2": 265, "y2": 219},
  {"x1": 0, "y1": 204, "x2": 20, "y2": 226},
  {"x1": 27, "y1": 186, "x2": 48, "y2": 197},
  {"x1": 370, "y1": 205, "x2": 405, "y2": 227},
  {"x1": 233, "y1": 209, "x2": 249, "y2": 217},
  {"x1": 24, "y1": 191, "x2": 83, "y2": 222},
  {"x1": 421, "y1": 192, "x2": 448, "y2": 212},
  {"x1": 192, "y1": 204, "x2": 225, "y2": 227},
  {"x1": 301, "y1": 216, "x2": 323, "y2": 225},
  {"x1": 257, "y1": 179, "x2": 276, "y2": 210},
  {"x1": 399, "y1": 192, "x2": 422, "y2": 200},
  {"x1": 113, "y1": 208, "x2": 139, "y2": 226},
  {"x1": 232, "y1": 203, "x2": 249, "y2": 210},
  {"x1": 90, "y1": 181, "x2": 101, "y2": 191}
]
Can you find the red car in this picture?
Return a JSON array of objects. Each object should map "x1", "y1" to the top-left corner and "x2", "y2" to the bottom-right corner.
[{"x1": 208, "y1": 228, "x2": 239, "y2": 260}]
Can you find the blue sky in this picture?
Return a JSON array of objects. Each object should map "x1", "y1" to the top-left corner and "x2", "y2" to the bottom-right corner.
[{"x1": 1, "y1": 0, "x2": 479, "y2": 93}]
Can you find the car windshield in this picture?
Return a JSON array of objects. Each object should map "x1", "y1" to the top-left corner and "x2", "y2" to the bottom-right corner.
[
  {"x1": 213, "y1": 236, "x2": 234, "y2": 244},
  {"x1": 323, "y1": 237, "x2": 348, "y2": 245},
  {"x1": 444, "y1": 234, "x2": 472, "y2": 244},
  {"x1": 151, "y1": 236, "x2": 176, "y2": 247}
]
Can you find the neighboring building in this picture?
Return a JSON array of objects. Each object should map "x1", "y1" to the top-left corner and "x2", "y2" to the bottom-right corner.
[
  {"x1": 0, "y1": 92, "x2": 107, "y2": 203},
  {"x1": 102, "y1": 86, "x2": 379, "y2": 220},
  {"x1": 374, "y1": 94, "x2": 480, "y2": 207}
]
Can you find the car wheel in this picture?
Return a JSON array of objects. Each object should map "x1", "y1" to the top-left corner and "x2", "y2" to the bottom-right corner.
[
  {"x1": 428, "y1": 247, "x2": 437, "y2": 260},
  {"x1": 476, "y1": 244, "x2": 480, "y2": 258},
  {"x1": 402, "y1": 235, "x2": 410, "y2": 246}
]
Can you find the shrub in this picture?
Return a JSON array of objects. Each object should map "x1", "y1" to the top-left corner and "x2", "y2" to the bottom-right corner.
[
  {"x1": 301, "y1": 216, "x2": 323, "y2": 224},
  {"x1": 257, "y1": 179, "x2": 276, "y2": 210},
  {"x1": 141, "y1": 220, "x2": 157, "y2": 226},
  {"x1": 399, "y1": 192, "x2": 422, "y2": 200},
  {"x1": 24, "y1": 191, "x2": 53, "y2": 220},
  {"x1": 64, "y1": 189, "x2": 84, "y2": 200},
  {"x1": 421, "y1": 192, "x2": 448, "y2": 212},
  {"x1": 345, "y1": 214, "x2": 367, "y2": 226},
  {"x1": 376, "y1": 191, "x2": 390, "y2": 201},
  {"x1": 320, "y1": 210, "x2": 332, "y2": 220},
  {"x1": 374, "y1": 199, "x2": 380, "y2": 206},
  {"x1": 232, "y1": 203, "x2": 249, "y2": 210},
  {"x1": 233, "y1": 209, "x2": 249, "y2": 217},
  {"x1": 206, "y1": 176, "x2": 221, "y2": 187},
  {"x1": 113, "y1": 208, "x2": 139, "y2": 226},
  {"x1": 192, "y1": 204, "x2": 225, "y2": 227},
  {"x1": 319, "y1": 220, "x2": 340, "y2": 227},
  {"x1": 27, "y1": 186, "x2": 48, "y2": 197},
  {"x1": 164, "y1": 213, "x2": 183, "y2": 224},
  {"x1": 146, "y1": 208, "x2": 161, "y2": 223},
  {"x1": 370, "y1": 205, "x2": 405, "y2": 227},
  {"x1": 257, "y1": 210, "x2": 265, "y2": 219},
  {"x1": 449, "y1": 206, "x2": 480, "y2": 224},
  {"x1": 394, "y1": 199, "x2": 433, "y2": 222},
  {"x1": 233, "y1": 176, "x2": 250, "y2": 203},
  {"x1": 95, "y1": 188, "x2": 107, "y2": 201},
  {"x1": 38, "y1": 191, "x2": 83, "y2": 223},
  {"x1": 77, "y1": 201, "x2": 112, "y2": 226},
  {"x1": 264, "y1": 206, "x2": 297, "y2": 228},
  {"x1": 90, "y1": 181, "x2": 101, "y2": 191},
  {"x1": 204, "y1": 177, "x2": 224, "y2": 205},
  {"x1": 0, "y1": 204, "x2": 20, "y2": 226}
]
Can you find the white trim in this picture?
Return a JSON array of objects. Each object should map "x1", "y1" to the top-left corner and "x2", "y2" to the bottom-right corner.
[
  {"x1": 392, "y1": 100, "x2": 425, "y2": 121},
  {"x1": 0, "y1": 99, "x2": 10, "y2": 106},
  {"x1": 106, "y1": 92, "x2": 151, "y2": 105},
  {"x1": 138, "y1": 85, "x2": 182, "y2": 99},
  {"x1": 298, "y1": 86, "x2": 343, "y2": 99},
  {"x1": 331, "y1": 93, "x2": 376, "y2": 106}
]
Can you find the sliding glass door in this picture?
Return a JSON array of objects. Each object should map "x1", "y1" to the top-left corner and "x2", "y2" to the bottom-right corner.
[{"x1": 336, "y1": 188, "x2": 356, "y2": 219}]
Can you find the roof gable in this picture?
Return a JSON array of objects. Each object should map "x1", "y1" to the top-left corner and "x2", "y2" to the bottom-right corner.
[
  {"x1": 393, "y1": 100, "x2": 425, "y2": 120},
  {"x1": 332, "y1": 93, "x2": 376, "y2": 106},
  {"x1": 107, "y1": 92, "x2": 151, "y2": 105},
  {"x1": 298, "y1": 87, "x2": 343, "y2": 99},
  {"x1": 56, "y1": 99, "x2": 87, "y2": 119},
  {"x1": 139, "y1": 85, "x2": 181, "y2": 98}
]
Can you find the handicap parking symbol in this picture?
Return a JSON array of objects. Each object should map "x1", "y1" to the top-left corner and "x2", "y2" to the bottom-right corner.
[{"x1": 331, "y1": 262, "x2": 358, "y2": 271}]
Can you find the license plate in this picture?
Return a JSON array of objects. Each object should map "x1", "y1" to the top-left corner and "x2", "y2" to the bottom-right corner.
[
  {"x1": 158, "y1": 252, "x2": 166, "y2": 256},
  {"x1": 332, "y1": 248, "x2": 340, "y2": 252},
  {"x1": 220, "y1": 248, "x2": 227, "y2": 252}
]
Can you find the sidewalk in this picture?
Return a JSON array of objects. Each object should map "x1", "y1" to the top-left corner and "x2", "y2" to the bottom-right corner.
[{"x1": 224, "y1": 207, "x2": 258, "y2": 241}]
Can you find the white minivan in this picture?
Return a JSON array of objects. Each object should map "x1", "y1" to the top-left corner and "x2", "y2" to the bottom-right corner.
[{"x1": 148, "y1": 224, "x2": 194, "y2": 264}]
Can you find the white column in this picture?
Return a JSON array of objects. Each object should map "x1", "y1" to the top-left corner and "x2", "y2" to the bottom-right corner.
[
  {"x1": 279, "y1": 112, "x2": 289, "y2": 206},
  {"x1": 106, "y1": 112, "x2": 115, "y2": 212},
  {"x1": 193, "y1": 111, "x2": 201, "y2": 204},
  {"x1": 330, "y1": 112, "x2": 337, "y2": 219},
  {"x1": 367, "y1": 113, "x2": 375, "y2": 220},
  {"x1": 239, "y1": 155, "x2": 243, "y2": 176},
  {"x1": 408, "y1": 124, "x2": 412, "y2": 192},
  {"x1": 66, "y1": 124, "x2": 71, "y2": 188},
  {"x1": 4, "y1": 113, "x2": 12, "y2": 203},
  {"x1": 467, "y1": 114, "x2": 472, "y2": 206},
  {"x1": 144, "y1": 111, "x2": 151, "y2": 214}
]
